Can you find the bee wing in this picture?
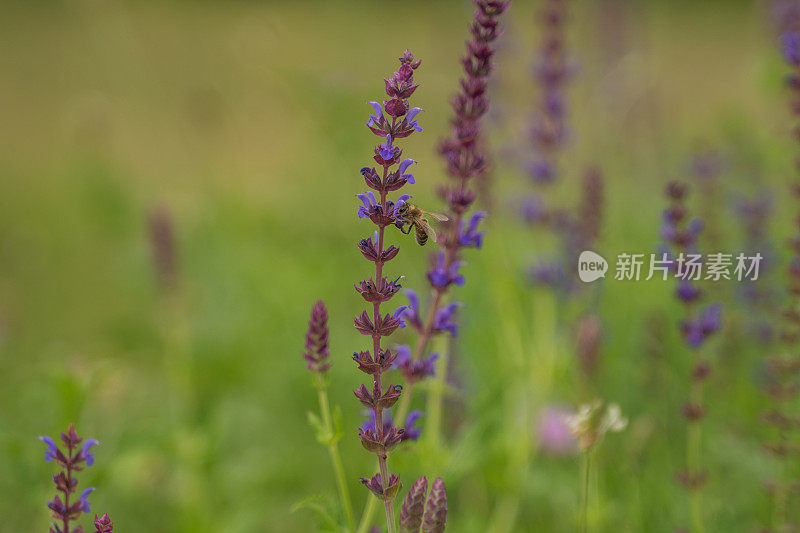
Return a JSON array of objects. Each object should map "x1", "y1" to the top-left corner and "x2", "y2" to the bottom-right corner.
[{"x1": 423, "y1": 211, "x2": 449, "y2": 222}]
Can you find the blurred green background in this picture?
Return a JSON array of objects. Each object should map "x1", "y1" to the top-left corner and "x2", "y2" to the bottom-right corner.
[{"x1": 0, "y1": 0, "x2": 796, "y2": 531}]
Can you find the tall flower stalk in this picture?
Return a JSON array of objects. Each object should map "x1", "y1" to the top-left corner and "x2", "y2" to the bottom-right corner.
[
  {"x1": 392, "y1": 0, "x2": 510, "y2": 443},
  {"x1": 661, "y1": 182, "x2": 722, "y2": 533},
  {"x1": 758, "y1": 27, "x2": 800, "y2": 532},
  {"x1": 523, "y1": 0, "x2": 578, "y2": 288},
  {"x1": 303, "y1": 301, "x2": 355, "y2": 531},
  {"x1": 38, "y1": 424, "x2": 101, "y2": 533},
  {"x1": 353, "y1": 50, "x2": 424, "y2": 533}
]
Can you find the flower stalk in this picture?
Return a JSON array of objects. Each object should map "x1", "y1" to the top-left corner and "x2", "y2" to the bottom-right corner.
[
  {"x1": 38, "y1": 424, "x2": 101, "y2": 533},
  {"x1": 354, "y1": 50, "x2": 426, "y2": 533},
  {"x1": 303, "y1": 301, "x2": 355, "y2": 531},
  {"x1": 393, "y1": 0, "x2": 510, "y2": 442}
]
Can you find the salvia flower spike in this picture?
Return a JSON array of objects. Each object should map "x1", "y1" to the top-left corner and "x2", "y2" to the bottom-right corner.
[
  {"x1": 302, "y1": 301, "x2": 355, "y2": 531},
  {"x1": 760, "y1": 25, "x2": 800, "y2": 532},
  {"x1": 661, "y1": 181, "x2": 721, "y2": 532},
  {"x1": 393, "y1": 0, "x2": 510, "y2": 441},
  {"x1": 354, "y1": 50, "x2": 425, "y2": 533},
  {"x1": 38, "y1": 424, "x2": 100, "y2": 533}
]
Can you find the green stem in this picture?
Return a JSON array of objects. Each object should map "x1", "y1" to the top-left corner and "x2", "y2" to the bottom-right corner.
[
  {"x1": 687, "y1": 380, "x2": 704, "y2": 533},
  {"x1": 356, "y1": 494, "x2": 378, "y2": 533},
  {"x1": 317, "y1": 386, "x2": 355, "y2": 532},
  {"x1": 580, "y1": 449, "x2": 591, "y2": 533},
  {"x1": 425, "y1": 349, "x2": 449, "y2": 448}
]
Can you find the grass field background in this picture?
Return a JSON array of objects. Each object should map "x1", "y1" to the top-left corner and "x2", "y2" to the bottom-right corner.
[{"x1": 0, "y1": 1, "x2": 795, "y2": 531}]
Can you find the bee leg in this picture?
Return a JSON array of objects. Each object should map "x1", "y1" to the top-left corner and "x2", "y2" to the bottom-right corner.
[{"x1": 399, "y1": 224, "x2": 413, "y2": 235}]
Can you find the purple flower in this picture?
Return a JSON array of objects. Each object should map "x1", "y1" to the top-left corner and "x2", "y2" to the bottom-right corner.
[
  {"x1": 537, "y1": 406, "x2": 577, "y2": 455},
  {"x1": 676, "y1": 281, "x2": 702, "y2": 303},
  {"x1": 433, "y1": 303, "x2": 460, "y2": 337},
  {"x1": 682, "y1": 303, "x2": 722, "y2": 348},
  {"x1": 379, "y1": 134, "x2": 396, "y2": 161},
  {"x1": 427, "y1": 252, "x2": 465, "y2": 288},
  {"x1": 406, "y1": 107, "x2": 424, "y2": 132},
  {"x1": 397, "y1": 159, "x2": 417, "y2": 185},
  {"x1": 78, "y1": 487, "x2": 97, "y2": 513},
  {"x1": 392, "y1": 305, "x2": 409, "y2": 328},
  {"x1": 459, "y1": 212, "x2": 487, "y2": 248},
  {"x1": 393, "y1": 344, "x2": 438, "y2": 383},
  {"x1": 38, "y1": 436, "x2": 58, "y2": 462},
  {"x1": 398, "y1": 290, "x2": 423, "y2": 330},
  {"x1": 357, "y1": 191, "x2": 378, "y2": 219},
  {"x1": 367, "y1": 101, "x2": 384, "y2": 127},
  {"x1": 782, "y1": 31, "x2": 800, "y2": 65},
  {"x1": 526, "y1": 159, "x2": 555, "y2": 184},
  {"x1": 404, "y1": 410, "x2": 424, "y2": 441},
  {"x1": 78, "y1": 439, "x2": 100, "y2": 467}
]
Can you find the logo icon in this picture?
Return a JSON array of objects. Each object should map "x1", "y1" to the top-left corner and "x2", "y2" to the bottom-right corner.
[{"x1": 578, "y1": 251, "x2": 608, "y2": 283}]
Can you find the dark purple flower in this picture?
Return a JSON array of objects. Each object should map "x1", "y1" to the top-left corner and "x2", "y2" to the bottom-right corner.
[
  {"x1": 94, "y1": 513, "x2": 114, "y2": 533},
  {"x1": 360, "y1": 473, "x2": 402, "y2": 502}
]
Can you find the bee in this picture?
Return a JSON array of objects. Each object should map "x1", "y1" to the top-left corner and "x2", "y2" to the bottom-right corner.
[{"x1": 395, "y1": 202, "x2": 448, "y2": 246}]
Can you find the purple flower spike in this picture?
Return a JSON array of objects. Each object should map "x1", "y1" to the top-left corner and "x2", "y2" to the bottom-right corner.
[
  {"x1": 40, "y1": 424, "x2": 104, "y2": 531},
  {"x1": 352, "y1": 51, "x2": 424, "y2": 526},
  {"x1": 303, "y1": 301, "x2": 331, "y2": 373}
]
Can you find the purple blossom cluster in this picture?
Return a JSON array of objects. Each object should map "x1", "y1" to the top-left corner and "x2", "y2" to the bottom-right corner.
[
  {"x1": 394, "y1": 0, "x2": 508, "y2": 414},
  {"x1": 661, "y1": 182, "x2": 722, "y2": 349},
  {"x1": 38, "y1": 424, "x2": 110, "y2": 533},
  {"x1": 520, "y1": 0, "x2": 573, "y2": 242},
  {"x1": 661, "y1": 182, "x2": 721, "y2": 496},
  {"x1": 353, "y1": 49, "x2": 424, "y2": 530},
  {"x1": 758, "y1": 26, "x2": 800, "y2": 528},
  {"x1": 520, "y1": 1, "x2": 604, "y2": 293},
  {"x1": 303, "y1": 300, "x2": 331, "y2": 373}
]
